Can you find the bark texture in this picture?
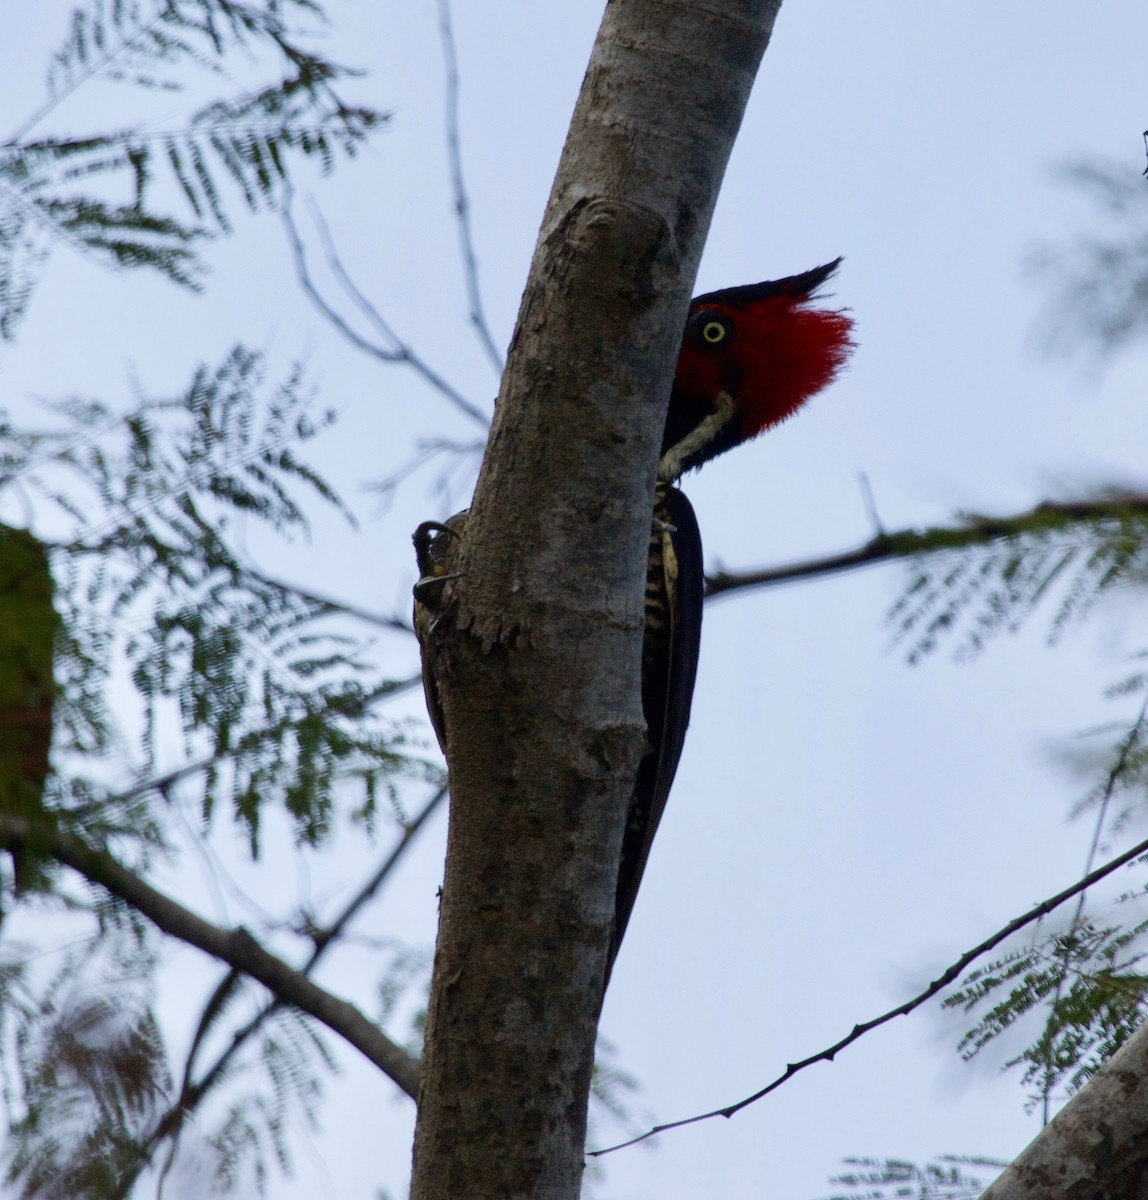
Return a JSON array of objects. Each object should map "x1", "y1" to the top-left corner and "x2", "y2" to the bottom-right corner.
[
  {"x1": 0, "y1": 525, "x2": 56, "y2": 896},
  {"x1": 410, "y1": 2, "x2": 783, "y2": 1197},
  {"x1": 0, "y1": 526, "x2": 54, "y2": 802},
  {"x1": 980, "y1": 1017, "x2": 1148, "y2": 1200}
]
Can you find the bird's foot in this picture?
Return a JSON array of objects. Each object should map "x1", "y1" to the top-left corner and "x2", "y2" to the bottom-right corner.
[{"x1": 412, "y1": 514, "x2": 467, "y2": 609}]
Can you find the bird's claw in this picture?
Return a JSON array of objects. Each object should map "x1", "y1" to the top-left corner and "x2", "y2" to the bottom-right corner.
[
  {"x1": 412, "y1": 512, "x2": 468, "y2": 612},
  {"x1": 412, "y1": 570, "x2": 462, "y2": 606},
  {"x1": 413, "y1": 520, "x2": 460, "y2": 575}
]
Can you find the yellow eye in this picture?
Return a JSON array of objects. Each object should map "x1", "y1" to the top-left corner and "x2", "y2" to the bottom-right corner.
[{"x1": 687, "y1": 310, "x2": 732, "y2": 347}]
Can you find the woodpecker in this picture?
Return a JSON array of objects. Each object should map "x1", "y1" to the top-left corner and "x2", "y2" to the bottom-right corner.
[
  {"x1": 412, "y1": 515, "x2": 465, "y2": 754},
  {"x1": 658, "y1": 259, "x2": 853, "y2": 483},
  {"x1": 413, "y1": 260, "x2": 854, "y2": 988},
  {"x1": 607, "y1": 258, "x2": 853, "y2": 983}
]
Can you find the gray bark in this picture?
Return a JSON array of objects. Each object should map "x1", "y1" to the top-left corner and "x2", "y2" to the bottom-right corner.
[
  {"x1": 409, "y1": 2, "x2": 784, "y2": 1197},
  {"x1": 979, "y1": 1018, "x2": 1148, "y2": 1200}
]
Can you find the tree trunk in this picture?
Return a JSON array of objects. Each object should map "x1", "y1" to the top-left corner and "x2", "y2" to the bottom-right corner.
[
  {"x1": 979, "y1": 1016, "x2": 1148, "y2": 1200},
  {"x1": 409, "y1": 2, "x2": 783, "y2": 1196}
]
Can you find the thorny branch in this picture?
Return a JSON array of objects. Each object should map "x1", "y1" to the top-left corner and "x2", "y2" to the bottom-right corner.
[
  {"x1": 0, "y1": 814, "x2": 421, "y2": 1099},
  {"x1": 590, "y1": 829, "x2": 1148, "y2": 1156},
  {"x1": 704, "y1": 492, "x2": 1148, "y2": 600}
]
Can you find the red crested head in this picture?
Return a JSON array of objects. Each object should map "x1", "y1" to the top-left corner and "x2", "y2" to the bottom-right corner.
[{"x1": 659, "y1": 258, "x2": 854, "y2": 481}]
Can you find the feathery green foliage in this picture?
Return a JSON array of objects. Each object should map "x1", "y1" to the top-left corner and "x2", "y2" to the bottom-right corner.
[
  {"x1": 887, "y1": 495, "x2": 1148, "y2": 664},
  {"x1": 880, "y1": 161, "x2": 1148, "y2": 1127},
  {"x1": 0, "y1": 0, "x2": 386, "y2": 339},
  {"x1": 817, "y1": 1156, "x2": 1007, "y2": 1200},
  {"x1": 944, "y1": 915, "x2": 1148, "y2": 1110},
  {"x1": 1032, "y1": 161, "x2": 1148, "y2": 355},
  {"x1": 2, "y1": 344, "x2": 419, "y2": 851},
  {"x1": 0, "y1": 343, "x2": 427, "y2": 1193},
  {"x1": 3, "y1": 939, "x2": 170, "y2": 1200},
  {"x1": 0, "y1": 4, "x2": 415, "y2": 1191},
  {"x1": 888, "y1": 497, "x2": 1148, "y2": 1114}
]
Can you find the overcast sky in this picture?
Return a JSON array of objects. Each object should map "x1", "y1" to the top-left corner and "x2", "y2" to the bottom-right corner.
[{"x1": 4, "y1": 3, "x2": 1148, "y2": 1198}]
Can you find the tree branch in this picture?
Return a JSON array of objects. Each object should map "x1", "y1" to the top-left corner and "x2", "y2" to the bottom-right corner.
[
  {"x1": 703, "y1": 492, "x2": 1148, "y2": 600},
  {"x1": 364, "y1": 435, "x2": 486, "y2": 513},
  {"x1": 119, "y1": 784, "x2": 447, "y2": 1190},
  {"x1": 282, "y1": 191, "x2": 490, "y2": 427},
  {"x1": 590, "y1": 829, "x2": 1148, "y2": 1156},
  {"x1": 309, "y1": 783, "x2": 448, "y2": 956},
  {"x1": 226, "y1": 558, "x2": 415, "y2": 634},
  {"x1": 0, "y1": 815, "x2": 420, "y2": 1098},
  {"x1": 436, "y1": 0, "x2": 504, "y2": 375},
  {"x1": 59, "y1": 534, "x2": 415, "y2": 635}
]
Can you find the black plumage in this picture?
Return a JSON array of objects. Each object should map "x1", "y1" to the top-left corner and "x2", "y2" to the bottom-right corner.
[{"x1": 605, "y1": 483, "x2": 703, "y2": 984}]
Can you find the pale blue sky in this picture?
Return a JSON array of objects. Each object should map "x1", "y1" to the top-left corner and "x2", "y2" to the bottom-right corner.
[{"x1": 3, "y1": 3, "x2": 1148, "y2": 1198}]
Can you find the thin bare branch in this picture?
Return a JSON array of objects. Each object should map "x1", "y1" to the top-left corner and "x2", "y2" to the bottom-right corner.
[
  {"x1": 123, "y1": 784, "x2": 447, "y2": 1184},
  {"x1": 365, "y1": 435, "x2": 485, "y2": 513},
  {"x1": 589, "y1": 829, "x2": 1148, "y2": 1157},
  {"x1": 57, "y1": 535, "x2": 415, "y2": 635},
  {"x1": 231, "y1": 558, "x2": 415, "y2": 634},
  {"x1": 436, "y1": 0, "x2": 504, "y2": 375},
  {"x1": 282, "y1": 191, "x2": 489, "y2": 427},
  {"x1": 309, "y1": 197, "x2": 491, "y2": 427},
  {"x1": 704, "y1": 492, "x2": 1148, "y2": 601},
  {"x1": 311, "y1": 782, "x2": 448, "y2": 954},
  {"x1": 0, "y1": 814, "x2": 420, "y2": 1098}
]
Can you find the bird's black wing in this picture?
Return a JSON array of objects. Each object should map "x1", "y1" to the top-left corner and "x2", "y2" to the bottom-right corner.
[{"x1": 606, "y1": 484, "x2": 704, "y2": 984}]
